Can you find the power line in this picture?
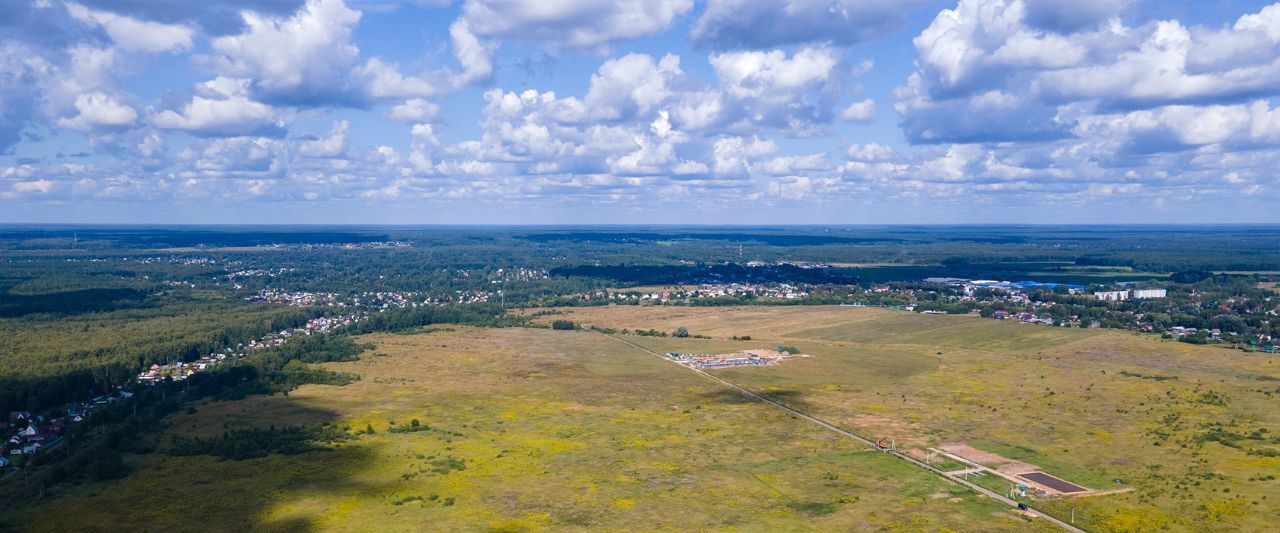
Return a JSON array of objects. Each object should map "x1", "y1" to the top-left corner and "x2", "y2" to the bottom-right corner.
[{"x1": 597, "y1": 332, "x2": 1087, "y2": 533}]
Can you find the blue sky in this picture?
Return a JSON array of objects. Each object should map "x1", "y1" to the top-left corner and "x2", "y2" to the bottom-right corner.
[{"x1": 1, "y1": 0, "x2": 1278, "y2": 224}]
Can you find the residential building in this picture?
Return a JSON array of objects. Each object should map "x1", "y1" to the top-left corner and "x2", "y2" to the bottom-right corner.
[{"x1": 1095, "y1": 290, "x2": 1129, "y2": 301}]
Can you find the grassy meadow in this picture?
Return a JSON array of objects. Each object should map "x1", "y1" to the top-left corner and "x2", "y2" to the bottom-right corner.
[
  {"x1": 541, "y1": 305, "x2": 1280, "y2": 532},
  {"x1": 5, "y1": 325, "x2": 1043, "y2": 532}
]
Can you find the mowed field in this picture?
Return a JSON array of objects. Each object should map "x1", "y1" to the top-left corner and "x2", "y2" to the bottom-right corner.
[
  {"x1": 537, "y1": 305, "x2": 1280, "y2": 532},
  {"x1": 6, "y1": 325, "x2": 1045, "y2": 532}
]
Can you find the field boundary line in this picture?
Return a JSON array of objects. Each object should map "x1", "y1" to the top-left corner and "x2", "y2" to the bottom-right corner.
[{"x1": 596, "y1": 332, "x2": 1087, "y2": 533}]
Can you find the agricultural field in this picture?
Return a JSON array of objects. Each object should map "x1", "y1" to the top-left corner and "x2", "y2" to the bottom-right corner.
[
  {"x1": 5, "y1": 326, "x2": 1043, "y2": 532},
  {"x1": 522, "y1": 305, "x2": 898, "y2": 339},
  {"x1": 538, "y1": 305, "x2": 1280, "y2": 532}
]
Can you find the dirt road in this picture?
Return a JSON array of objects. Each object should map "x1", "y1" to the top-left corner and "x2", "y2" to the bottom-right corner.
[{"x1": 599, "y1": 332, "x2": 1087, "y2": 533}]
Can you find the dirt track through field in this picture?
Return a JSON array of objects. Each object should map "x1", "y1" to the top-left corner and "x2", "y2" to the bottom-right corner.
[{"x1": 597, "y1": 332, "x2": 1087, "y2": 533}]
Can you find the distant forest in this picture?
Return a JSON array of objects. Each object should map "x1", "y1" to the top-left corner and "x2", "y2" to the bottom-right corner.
[
  {"x1": 1, "y1": 224, "x2": 1277, "y2": 415},
  {"x1": 551, "y1": 263, "x2": 862, "y2": 285}
]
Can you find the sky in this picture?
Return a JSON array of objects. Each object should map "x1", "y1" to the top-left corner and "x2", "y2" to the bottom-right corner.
[{"x1": 1, "y1": 0, "x2": 1279, "y2": 225}]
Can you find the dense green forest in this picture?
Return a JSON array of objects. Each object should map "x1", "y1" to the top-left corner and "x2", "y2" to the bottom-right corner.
[{"x1": 0, "y1": 299, "x2": 313, "y2": 413}]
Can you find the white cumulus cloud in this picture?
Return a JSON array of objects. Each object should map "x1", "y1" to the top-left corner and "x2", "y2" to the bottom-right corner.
[
  {"x1": 66, "y1": 3, "x2": 195, "y2": 53},
  {"x1": 152, "y1": 78, "x2": 284, "y2": 137},
  {"x1": 55, "y1": 92, "x2": 138, "y2": 131},
  {"x1": 840, "y1": 99, "x2": 875, "y2": 122},
  {"x1": 299, "y1": 120, "x2": 350, "y2": 158}
]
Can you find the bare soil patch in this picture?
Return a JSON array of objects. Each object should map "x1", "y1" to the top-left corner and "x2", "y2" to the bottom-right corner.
[
  {"x1": 937, "y1": 443, "x2": 1038, "y2": 474},
  {"x1": 1019, "y1": 472, "x2": 1088, "y2": 494}
]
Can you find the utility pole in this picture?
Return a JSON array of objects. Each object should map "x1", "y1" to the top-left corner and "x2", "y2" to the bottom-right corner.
[{"x1": 1071, "y1": 507, "x2": 1076, "y2": 524}]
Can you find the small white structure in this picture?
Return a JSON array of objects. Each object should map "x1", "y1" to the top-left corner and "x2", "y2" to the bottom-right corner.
[
  {"x1": 1095, "y1": 290, "x2": 1129, "y2": 302},
  {"x1": 1132, "y1": 289, "x2": 1167, "y2": 299}
]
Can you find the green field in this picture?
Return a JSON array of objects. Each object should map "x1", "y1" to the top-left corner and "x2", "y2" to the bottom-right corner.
[
  {"x1": 11, "y1": 304, "x2": 1280, "y2": 531},
  {"x1": 789, "y1": 312, "x2": 1093, "y2": 353},
  {"x1": 4, "y1": 325, "x2": 1045, "y2": 532},
  {"x1": 548, "y1": 305, "x2": 1280, "y2": 532}
]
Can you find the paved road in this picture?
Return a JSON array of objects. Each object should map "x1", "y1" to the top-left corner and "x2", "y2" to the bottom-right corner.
[{"x1": 599, "y1": 333, "x2": 1087, "y2": 533}]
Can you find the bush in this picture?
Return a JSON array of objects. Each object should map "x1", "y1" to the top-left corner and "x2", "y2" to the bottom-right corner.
[
  {"x1": 551, "y1": 319, "x2": 576, "y2": 331},
  {"x1": 390, "y1": 419, "x2": 431, "y2": 434},
  {"x1": 673, "y1": 326, "x2": 689, "y2": 338},
  {"x1": 89, "y1": 452, "x2": 130, "y2": 481},
  {"x1": 170, "y1": 425, "x2": 355, "y2": 460}
]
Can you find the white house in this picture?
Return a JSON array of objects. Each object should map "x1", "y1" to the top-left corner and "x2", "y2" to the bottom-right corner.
[
  {"x1": 1132, "y1": 289, "x2": 1167, "y2": 299},
  {"x1": 1095, "y1": 290, "x2": 1129, "y2": 301}
]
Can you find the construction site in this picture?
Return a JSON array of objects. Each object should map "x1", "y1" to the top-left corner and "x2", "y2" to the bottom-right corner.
[
  {"x1": 665, "y1": 348, "x2": 811, "y2": 369},
  {"x1": 918, "y1": 444, "x2": 1131, "y2": 499}
]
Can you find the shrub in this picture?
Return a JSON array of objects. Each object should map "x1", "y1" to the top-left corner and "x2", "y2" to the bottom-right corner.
[
  {"x1": 170, "y1": 425, "x2": 355, "y2": 460},
  {"x1": 89, "y1": 452, "x2": 130, "y2": 481}
]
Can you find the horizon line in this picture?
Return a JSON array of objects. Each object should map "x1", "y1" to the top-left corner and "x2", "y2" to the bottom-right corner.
[{"x1": 3, "y1": 222, "x2": 1280, "y2": 228}]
